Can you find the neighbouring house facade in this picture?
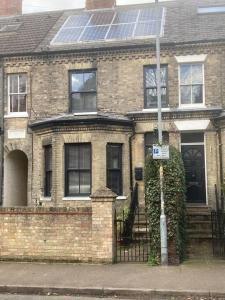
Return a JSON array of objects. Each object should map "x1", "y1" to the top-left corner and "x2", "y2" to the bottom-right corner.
[{"x1": 1, "y1": 0, "x2": 225, "y2": 213}]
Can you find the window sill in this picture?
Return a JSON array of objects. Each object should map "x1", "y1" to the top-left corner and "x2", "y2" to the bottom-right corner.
[
  {"x1": 116, "y1": 196, "x2": 127, "y2": 200},
  {"x1": 40, "y1": 196, "x2": 52, "y2": 202},
  {"x1": 142, "y1": 108, "x2": 171, "y2": 112},
  {"x1": 63, "y1": 196, "x2": 91, "y2": 201},
  {"x1": 179, "y1": 104, "x2": 206, "y2": 109},
  {"x1": 73, "y1": 112, "x2": 97, "y2": 116},
  {"x1": 5, "y1": 112, "x2": 28, "y2": 119}
]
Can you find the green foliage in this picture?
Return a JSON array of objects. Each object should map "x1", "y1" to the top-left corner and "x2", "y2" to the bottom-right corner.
[{"x1": 145, "y1": 146, "x2": 187, "y2": 264}]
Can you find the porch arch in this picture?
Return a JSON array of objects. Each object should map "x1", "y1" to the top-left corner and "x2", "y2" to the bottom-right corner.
[{"x1": 4, "y1": 150, "x2": 28, "y2": 207}]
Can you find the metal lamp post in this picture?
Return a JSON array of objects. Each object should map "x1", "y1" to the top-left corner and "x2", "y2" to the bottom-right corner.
[{"x1": 155, "y1": 0, "x2": 168, "y2": 266}]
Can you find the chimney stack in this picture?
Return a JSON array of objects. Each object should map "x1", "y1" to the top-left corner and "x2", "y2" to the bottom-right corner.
[
  {"x1": 85, "y1": 0, "x2": 116, "y2": 10},
  {"x1": 0, "y1": 0, "x2": 22, "y2": 16}
]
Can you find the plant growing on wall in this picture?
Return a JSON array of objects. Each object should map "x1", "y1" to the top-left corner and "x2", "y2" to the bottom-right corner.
[{"x1": 145, "y1": 146, "x2": 186, "y2": 265}]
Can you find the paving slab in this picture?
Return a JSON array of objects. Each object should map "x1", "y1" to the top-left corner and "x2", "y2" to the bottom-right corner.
[{"x1": 0, "y1": 259, "x2": 224, "y2": 299}]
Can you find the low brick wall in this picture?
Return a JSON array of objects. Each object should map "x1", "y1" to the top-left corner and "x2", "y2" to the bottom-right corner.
[
  {"x1": 0, "y1": 188, "x2": 117, "y2": 263},
  {"x1": 0, "y1": 207, "x2": 92, "y2": 262}
]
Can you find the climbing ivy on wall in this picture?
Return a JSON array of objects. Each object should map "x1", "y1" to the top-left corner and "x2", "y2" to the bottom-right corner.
[{"x1": 145, "y1": 146, "x2": 187, "y2": 264}]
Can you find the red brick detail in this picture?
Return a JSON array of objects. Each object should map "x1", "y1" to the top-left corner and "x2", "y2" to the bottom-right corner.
[
  {"x1": 0, "y1": 0, "x2": 22, "y2": 16},
  {"x1": 85, "y1": 0, "x2": 116, "y2": 10}
]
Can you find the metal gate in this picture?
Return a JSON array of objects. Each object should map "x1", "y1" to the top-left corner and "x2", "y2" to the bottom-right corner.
[
  {"x1": 115, "y1": 207, "x2": 150, "y2": 263},
  {"x1": 211, "y1": 210, "x2": 225, "y2": 257}
]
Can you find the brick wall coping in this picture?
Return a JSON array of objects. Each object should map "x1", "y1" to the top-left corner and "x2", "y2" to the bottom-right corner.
[
  {"x1": 91, "y1": 187, "x2": 117, "y2": 201},
  {"x1": 0, "y1": 207, "x2": 92, "y2": 215}
]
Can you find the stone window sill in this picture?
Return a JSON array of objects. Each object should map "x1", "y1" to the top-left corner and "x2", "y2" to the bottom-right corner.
[
  {"x1": 40, "y1": 196, "x2": 52, "y2": 202},
  {"x1": 63, "y1": 197, "x2": 91, "y2": 201},
  {"x1": 5, "y1": 112, "x2": 28, "y2": 119},
  {"x1": 116, "y1": 196, "x2": 127, "y2": 200}
]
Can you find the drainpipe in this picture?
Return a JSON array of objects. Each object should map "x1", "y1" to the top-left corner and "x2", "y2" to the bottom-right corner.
[
  {"x1": 129, "y1": 123, "x2": 135, "y2": 198},
  {"x1": 0, "y1": 60, "x2": 4, "y2": 205},
  {"x1": 212, "y1": 119, "x2": 224, "y2": 211}
]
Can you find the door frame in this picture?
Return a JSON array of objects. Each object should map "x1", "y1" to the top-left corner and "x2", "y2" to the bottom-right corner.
[{"x1": 180, "y1": 133, "x2": 208, "y2": 205}]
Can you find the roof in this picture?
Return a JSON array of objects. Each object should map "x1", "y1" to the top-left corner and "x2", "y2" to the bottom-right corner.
[
  {"x1": 30, "y1": 112, "x2": 133, "y2": 130},
  {"x1": 1, "y1": 0, "x2": 225, "y2": 57}
]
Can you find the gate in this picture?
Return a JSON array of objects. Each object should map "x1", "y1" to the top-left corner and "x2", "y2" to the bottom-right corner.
[
  {"x1": 211, "y1": 210, "x2": 225, "y2": 257},
  {"x1": 115, "y1": 184, "x2": 150, "y2": 263}
]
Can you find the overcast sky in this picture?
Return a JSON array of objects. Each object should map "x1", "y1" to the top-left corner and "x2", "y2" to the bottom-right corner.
[{"x1": 23, "y1": 0, "x2": 168, "y2": 13}]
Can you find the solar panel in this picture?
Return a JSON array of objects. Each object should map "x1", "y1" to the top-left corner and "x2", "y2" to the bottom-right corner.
[
  {"x1": 51, "y1": 6, "x2": 165, "y2": 45},
  {"x1": 64, "y1": 14, "x2": 91, "y2": 27},
  {"x1": 107, "y1": 24, "x2": 135, "y2": 40},
  {"x1": 112, "y1": 9, "x2": 139, "y2": 24},
  {"x1": 89, "y1": 11, "x2": 114, "y2": 25},
  {"x1": 81, "y1": 26, "x2": 109, "y2": 41},
  {"x1": 53, "y1": 27, "x2": 84, "y2": 43}
]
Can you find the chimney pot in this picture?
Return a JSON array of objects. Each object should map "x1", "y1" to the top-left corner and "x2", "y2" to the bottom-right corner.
[{"x1": 86, "y1": 0, "x2": 116, "y2": 10}]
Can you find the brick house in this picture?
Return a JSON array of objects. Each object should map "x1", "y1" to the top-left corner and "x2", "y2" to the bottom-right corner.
[{"x1": 1, "y1": 0, "x2": 225, "y2": 213}]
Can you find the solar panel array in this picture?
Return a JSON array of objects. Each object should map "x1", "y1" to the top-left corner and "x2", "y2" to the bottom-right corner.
[{"x1": 51, "y1": 7, "x2": 165, "y2": 45}]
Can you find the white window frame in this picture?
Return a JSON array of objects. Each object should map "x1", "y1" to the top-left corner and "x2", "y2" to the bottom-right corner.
[
  {"x1": 7, "y1": 74, "x2": 27, "y2": 116},
  {"x1": 178, "y1": 63, "x2": 205, "y2": 108}
]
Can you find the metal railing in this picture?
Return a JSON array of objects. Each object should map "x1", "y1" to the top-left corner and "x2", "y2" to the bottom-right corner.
[{"x1": 211, "y1": 210, "x2": 225, "y2": 257}]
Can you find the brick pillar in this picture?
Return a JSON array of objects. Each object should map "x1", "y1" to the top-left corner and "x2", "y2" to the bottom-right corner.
[
  {"x1": 85, "y1": 0, "x2": 116, "y2": 10},
  {"x1": 0, "y1": 0, "x2": 22, "y2": 16},
  {"x1": 91, "y1": 187, "x2": 116, "y2": 263}
]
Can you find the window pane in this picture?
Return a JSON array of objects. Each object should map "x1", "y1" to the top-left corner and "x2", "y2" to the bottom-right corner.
[
  {"x1": 45, "y1": 146, "x2": 52, "y2": 171},
  {"x1": 45, "y1": 172, "x2": 52, "y2": 197},
  {"x1": 84, "y1": 93, "x2": 96, "y2": 111},
  {"x1": 10, "y1": 95, "x2": 18, "y2": 112},
  {"x1": 68, "y1": 171, "x2": 79, "y2": 195},
  {"x1": 107, "y1": 171, "x2": 121, "y2": 195},
  {"x1": 146, "y1": 88, "x2": 157, "y2": 108},
  {"x1": 84, "y1": 72, "x2": 96, "y2": 91},
  {"x1": 192, "y1": 64, "x2": 203, "y2": 84},
  {"x1": 10, "y1": 75, "x2": 18, "y2": 93},
  {"x1": 181, "y1": 133, "x2": 204, "y2": 143},
  {"x1": 19, "y1": 74, "x2": 27, "y2": 93},
  {"x1": 108, "y1": 145, "x2": 121, "y2": 169},
  {"x1": 192, "y1": 85, "x2": 203, "y2": 103},
  {"x1": 67, "y1": 146, "x2": 79, "y2": 169},
  {"x1": 145, "y1": 131, "x2": 169, "y2": 145},
  {"x1": 71, "y1": 73, "x2": 84, "y2": 92},
  {"x1": 180, "y1": 85, "x2": 191, "y2": 104},
  {"x1": 80, "y1": 172, "x2": 91, "y2": 194},
  {"x1": 19, "y1": 95, "x2": 26, "y2": 112},
  {"x1": 71, "y1": 93, "x2": 83, "y2": 112},
  {"x1": 180, "y1": 65, "x2": 192, "y2": 84},
  {"x1": 146, "y1": 68, "x2": 156, "y2": 88},
  {"x1": 80, "y1": 145, "x2": 91, "y2": 169}
]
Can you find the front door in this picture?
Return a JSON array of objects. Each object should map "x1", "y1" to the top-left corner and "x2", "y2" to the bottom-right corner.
[{"x1": 181, "y1": 144, "x2": 206, "y2": 204}]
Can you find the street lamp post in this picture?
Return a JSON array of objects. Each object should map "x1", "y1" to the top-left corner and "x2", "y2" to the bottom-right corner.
[{"x1": 155, "y1": 0, "x2": 168, "y2": 266}]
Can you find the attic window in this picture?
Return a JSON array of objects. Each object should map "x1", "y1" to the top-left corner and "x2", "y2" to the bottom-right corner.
[
  {"x1": 0, "y1": 23, "x2": 21, "y2": 32},
  {"x1": 198, "y1": 6, "x2": 225, "y2": 14}
]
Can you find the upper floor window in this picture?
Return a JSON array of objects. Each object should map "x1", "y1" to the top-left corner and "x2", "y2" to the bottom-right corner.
[
  {"x1": 65, "y1": 143, "x2": 91, "y2": 196},
  {"x1": 70, "y1": 70, "x2": 97, "y2": 113},
  {"x1": 44, "y1": 145, "x2": 52, "y2": 197},
  {"x1": 8, "y1": 74, "x2": 27, "y2": 113},
  {"x1": 144, "y1": 65, "x2": 168, "y2": 108},
  {"x1": 107, "y1": 143, "x2": 123, "y2": 196},
  {"x1": 179, "y1": 63, "x2": 204, "y2": 106}
]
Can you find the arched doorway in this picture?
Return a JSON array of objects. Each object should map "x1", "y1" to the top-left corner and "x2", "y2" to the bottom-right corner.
[{"x1": 4, "y1": 150, "x2": 28, "y2": 207}]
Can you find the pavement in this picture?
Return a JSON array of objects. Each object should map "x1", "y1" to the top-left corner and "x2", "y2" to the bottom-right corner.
[{"x1": 0, "y1": 259, "x2": 225, "y2": 299}]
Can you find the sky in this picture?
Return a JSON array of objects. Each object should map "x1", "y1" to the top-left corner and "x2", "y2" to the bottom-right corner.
[{"x1": 23, "y1": 0, "x2": 169, "y2": 13}]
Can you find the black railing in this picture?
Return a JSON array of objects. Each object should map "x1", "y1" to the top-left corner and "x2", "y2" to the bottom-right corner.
[
  {"x1": 211, "y1": 210, "x2": 225, "y2": 257},
  {"x1": 122, "y1": 183, "x2": 139, "y2": 244}
]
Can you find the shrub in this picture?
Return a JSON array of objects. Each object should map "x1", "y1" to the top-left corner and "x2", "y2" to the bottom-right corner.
[{"x1": 145, "y1": 146, "x2": 186, "y2": 264}]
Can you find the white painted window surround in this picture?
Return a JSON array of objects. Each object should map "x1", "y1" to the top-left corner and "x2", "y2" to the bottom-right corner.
[
  {"x1": 4, "y1": 112, "x2": 28, "y2": 118},
  {"x1": 176, "y1": 55, "x2": 207, "y2": 108}
]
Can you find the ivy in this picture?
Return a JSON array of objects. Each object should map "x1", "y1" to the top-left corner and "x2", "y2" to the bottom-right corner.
[{"x1": 145, "y1": 146, "x2": 187, "y2": 264}]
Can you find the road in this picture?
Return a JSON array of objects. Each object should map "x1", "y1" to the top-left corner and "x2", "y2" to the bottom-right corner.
[{"x1": 0, "y1": 296, "x2": 123, "y2": 300}]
